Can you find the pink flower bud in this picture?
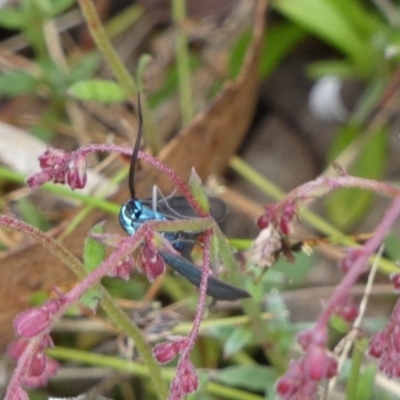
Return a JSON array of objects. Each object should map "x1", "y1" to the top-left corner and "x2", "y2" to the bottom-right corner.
[
  {"x1": 107, "y1": 256, "x2": 134, "y2": 281},
  {"x1": 338, "y1": 303, "x2": 359, "y2": 323},
  {"x1": 66, "y1": 153, "x2": 87, "y2": 190},
  {"x1": 153, "y1": 341, "x2": 180, "y2": 364},
  {"x1": 276, "y1": 376, "x2": 296, "y2": 397},
  {"x1": 369, "y1": 331, "x2": 386, "y2": 358},
  {"x1": 180, "y1": 359, "x2": 198, "y2": 394},
  {"x1": 257, "y1": 213, "x2": 270, "y2": 229},
  {"x1": 137, "y1": 244, "x2": 165, "y2": 282},
  {"x1": 391, "y1": 273, "x2": 400, "y2": 293},
  {"x1": 29, "y1": 352, "x2": 46, "y2": 377},
  {"x1": 304, "y1": 346, "x2": 337, "y2": 380},
  {"x1": 26, "y1": 171, "x2": 53, "y2": 189},
  {"x1": 8, "y1": 338, "x2": 29, "y2": 359},
  {"x1": 14, "y1": 307, "x2": 51, "y2": 338}
]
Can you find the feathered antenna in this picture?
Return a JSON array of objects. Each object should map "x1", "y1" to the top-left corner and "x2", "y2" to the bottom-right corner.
[{"x1": 128, "y1": 93, "x2": 143, "y2": 199}]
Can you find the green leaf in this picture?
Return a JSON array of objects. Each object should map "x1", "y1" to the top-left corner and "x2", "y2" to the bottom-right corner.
[
  {"x1": 325, "y1": 126, "x2": 387, "y2": 230},
  {"x1": 188, "y1": 169, "x2": 210, "y2": 212},
  {"x1": 216, "y1": 365, "x2": 276, "y2": 392},
  {"x1": 271, "y1": 251, "x2": 314, "y2": 286},
  {"x1": 223, "y1": 325, "x2": 253, "y2": 357},
  {"x1": 68, "y1": 53, "x2": 101, "y2": 84},
  {"x1": 307, "y1": 60, "x2": 359, "y2": 79},
  {"x1": 0, "y1": 71, "x2": 39, "y2": 97},
  {"x1": 259, "y1": 23, "x2": 306, "y2": 79},
  {"x1": 81, "y1": 223, "x2": 105, "y2": 311},
  {"x1": 229, "y1": 30, "x2": 252, "y2": 79},
  {"x1": 16, "y1": 197, "x2": 50, "y2": 231},
  {"x1": 0, "y1": 8, "x2": 26, "y2": 29},
  {"x1": 84, "y1": 223, "x2": 106, "y2": 272},
  {"x1": 68, "y1": 80, "x2": 127, "y2": 103},
  {"x1": 355, "y1": 363, "x2": 376, "y2": 400},
  {"x1": 384, "y1": 233, "x2": 400, "y2": 261},
  {"x1": 48, "y1": 0, "x2": 75, "y2": 17},
  {"x1": 273, "y1": 0, "x2": 372, "y2": 76},
  {"x1": 79, "y1": 287, "x2": 102, "y2": 312},
  {"x1": 330, "y1": 313, "x2": 350, "y2": 335}
]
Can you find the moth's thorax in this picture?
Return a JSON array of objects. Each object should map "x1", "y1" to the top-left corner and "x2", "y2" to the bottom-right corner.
[{"x1": 119, "y1": 198, "x2": 168, "y2": 236}]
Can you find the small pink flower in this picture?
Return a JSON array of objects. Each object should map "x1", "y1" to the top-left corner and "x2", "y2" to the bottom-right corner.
[
  {"x1": 390, "y1": 273, "x2": 400, "y2": 293},
  {"x1": 369, "y1": 331, "x2": 385, "y2": 358},
  {"x1": 14, "y1": 300, "x2": 61, "y2": 338},
  {"x1": 336, "y1": 302, "x2": 359, "y2": 324},
  {"x1": 276, "y1": 360, "x2": 318, "y2": 400},
  {"x1": 14, "y1": 305, "x2": 53, "y2": 338},
  {"x1": 66, "y1": 153, "x2": 87, "y2": 190},
  {"x1": 279, "y1": 203, "x2": 297, "y2": 235},
  {"x1": 8, "y1": 338, "x2": 29, "y2": 359},
  {"x1": 153, "y1": 336, "x2": 187, "y2": 364},
  {"x1": 28, "y1": 351, "x2": 46, "y2": 377},
  {"x1": 179, "y1": 359, "x2": 199, "y2": 394},
  {"x1": 8, "y1": 334, "x2": 58, "y2": 389},
  {"x1": 257, "y1": 205, "x2": 274, "y2": 229},
  {"x1": 107, "y1": 255, "x2": 135, "y2": 280},
  {"x1": 368, "y1": 300, "x2": 400, "y2": 378},
  {"x1": 21, "y1": 356, "x2": 59, "y2": 388},
  {"x1": 137, "y1": 236, "x2": 165, "y2": 282},
  {"x1": 257, "y1": 202, "x2": 297, "y2": 235},
  {"x1": 304, "y1": 346, "x2": 337, "y2": 380}
]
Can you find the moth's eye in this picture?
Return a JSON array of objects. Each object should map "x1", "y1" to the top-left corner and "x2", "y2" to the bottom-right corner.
[{"x1": 125, "y1": 200, "x2": 142, "y2": 219}]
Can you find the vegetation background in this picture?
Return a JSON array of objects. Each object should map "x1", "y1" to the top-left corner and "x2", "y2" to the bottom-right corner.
[{"x1": 1, "y1": 0, "x2": 400, "y2": 399}]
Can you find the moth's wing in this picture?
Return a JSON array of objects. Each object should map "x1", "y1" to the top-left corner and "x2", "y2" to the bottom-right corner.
[
  {"x1": 142, "y1": 196, "x2": 228, "y2": 225},
  {"x1": 141, "y1": 196, "x2": 228, "y2": 258},
  {"x1": 158, "y1": 250, "x2": 250, "y2": 301},
  {"x1": 208, "y1": 197, "x2": 228, "y2": 225}
]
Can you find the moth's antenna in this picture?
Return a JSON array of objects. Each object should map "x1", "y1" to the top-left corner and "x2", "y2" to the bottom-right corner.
[{"x1": 128, "y1": 93, "x2": 143, "y2": 200}]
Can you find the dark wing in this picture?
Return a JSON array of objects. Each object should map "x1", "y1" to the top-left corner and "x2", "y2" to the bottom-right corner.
[
  {"x1": 158, "y1": 250, "x2": 250, "y2": 301},
  {"x1": 141, "y1": 196, "x2": 228, "y2": 225}
]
